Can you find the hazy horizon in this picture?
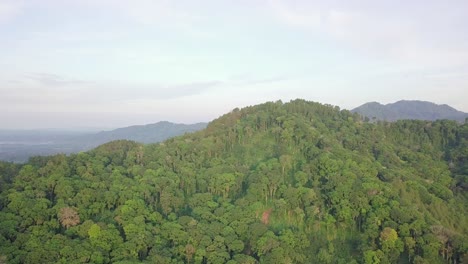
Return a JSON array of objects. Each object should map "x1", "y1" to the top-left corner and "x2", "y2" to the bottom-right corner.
[
  {"x1": 1, "y1": 99, "x2": 467, "y2": 130},
  {"x1": 1, "y1": 0, "x2": 467, "y2": 129}
]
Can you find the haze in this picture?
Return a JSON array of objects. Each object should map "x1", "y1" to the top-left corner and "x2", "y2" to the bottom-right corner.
[{"x1": 1, "y1": 0, "x2": 467, "y2": 129}]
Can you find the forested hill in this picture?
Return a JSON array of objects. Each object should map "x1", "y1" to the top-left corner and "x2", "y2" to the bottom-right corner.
[
  {"x1": 352, "y1": 100, "x2": 468, "y2": 122},
  {"x1": 0, "y1": 99, "x2": 467, "y2": 263}
]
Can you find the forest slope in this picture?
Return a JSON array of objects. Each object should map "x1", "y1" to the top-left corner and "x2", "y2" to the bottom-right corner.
[{"x1": 0, "y1": 99, "x2": 467, "y2": 263}]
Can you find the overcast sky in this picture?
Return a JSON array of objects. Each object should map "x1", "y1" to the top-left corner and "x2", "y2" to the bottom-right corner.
[{"x1": 1, "y1": 0, "x2": 467, "y2": 129}]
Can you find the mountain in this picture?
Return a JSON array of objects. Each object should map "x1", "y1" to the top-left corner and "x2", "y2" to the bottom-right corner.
[
  {"x1": 72, "y1": 121, "x2": 208, "y2": 149},
  {"x1": 352, "y1": 100, "x2": 468, "y2": 122},
  {"x1": 0, "y1": 99, "x2": 467, "y2": 263},
  {"x1": 0, "y1": 121, "x2": 207, "y2": 163}
]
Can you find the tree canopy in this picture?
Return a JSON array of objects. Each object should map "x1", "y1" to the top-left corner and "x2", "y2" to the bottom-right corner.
[{"x1": 0, "y1": 99, "x2": 467, "y2": 263}]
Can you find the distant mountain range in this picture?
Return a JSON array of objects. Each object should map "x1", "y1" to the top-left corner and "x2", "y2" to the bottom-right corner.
[
  {"x1": 0, "y1": 121, "x2": 207, "y2": 163},
  {"x1": 73, "y1": 121, "x2": 207, "y2": 148},
  {"x1": 352, "y1": 100, "x2": 468, "y2": 122}
]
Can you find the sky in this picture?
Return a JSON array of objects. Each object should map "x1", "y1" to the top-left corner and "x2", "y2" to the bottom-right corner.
[{"x1": 1, "y1": 0, "x2": 467, "y2": 129}]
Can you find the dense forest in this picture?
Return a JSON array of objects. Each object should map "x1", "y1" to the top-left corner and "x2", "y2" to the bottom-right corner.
[{"x1": 0, "y1": 99, "x2": 467, "y2": 263}]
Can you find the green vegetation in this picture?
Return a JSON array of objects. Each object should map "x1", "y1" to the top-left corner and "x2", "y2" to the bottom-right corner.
[{"x1": 0, "y1": 99, "x2": 467, "y2": 263}]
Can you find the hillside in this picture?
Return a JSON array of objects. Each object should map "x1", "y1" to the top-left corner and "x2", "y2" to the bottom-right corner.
[
  {"x1": 0, "y1": 121, "x2": 207, "y2": 163},
  {"x1": 352, "y1": 100, "x2": 468, "y2": 122},
  {"x1": 0, "y1": 99, "x2": 467, "y2": 263}
]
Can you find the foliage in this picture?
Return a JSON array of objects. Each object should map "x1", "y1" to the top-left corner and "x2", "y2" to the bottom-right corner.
[{"x1": 0, "y1": 99, "x2": 467, "y2": 263}]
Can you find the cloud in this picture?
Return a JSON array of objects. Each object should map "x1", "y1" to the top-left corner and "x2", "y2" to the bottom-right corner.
[
  {"x1": 0, "y1": 0, "x2": 24, "y2": 23},
  {"x1": 114, "y1": 0, "x2": 196, "y2": 26},
  {"x1": 229, "y1": 73, "x2": 290, "y2": 86},
  {"x1": 268, "y1": 1, "x2": 414, "y2": 54},
  {"x1": 1, "y1": 71, "x2": 292, "y2": 114},
  {"x1": 24, "y1": 73, "x2": 90, "y2": 87},
  {"x1": 16, "y1": 0, "x2": 211, "y2": 43},
  {"x1": 268, "y1": 0, "x2": 322, "y2": 29},
  {"x1": 160, "y1": 81, "x2": 222, "y2": 98},
  {"x1": 42, "y1": 0, "x2": 200, "y2": 27},
  {"x1": 268, "y1": 0, "x2": 468, "y2": 69},
  {"x1": 0, "y1": 72, "x2": 223, "y2": 113}
]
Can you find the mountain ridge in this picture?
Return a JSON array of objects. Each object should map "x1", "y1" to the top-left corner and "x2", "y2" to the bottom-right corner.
[
  {"x1": 352, "y1": 100, "x2": 468, "y2": 122},
  {"x1": 75, "y1": 121, "x2": 207, "y2": 147},
  {"x1": 0, "y1": 121, "x2": 207, "y2": 163}
]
